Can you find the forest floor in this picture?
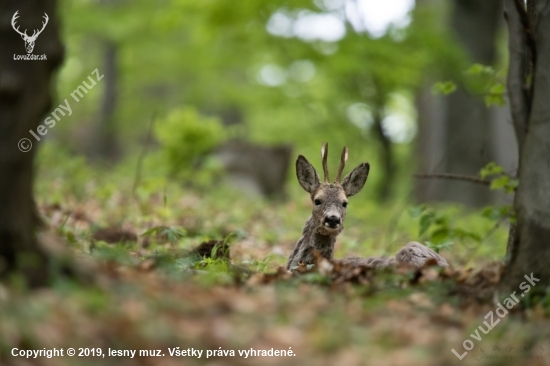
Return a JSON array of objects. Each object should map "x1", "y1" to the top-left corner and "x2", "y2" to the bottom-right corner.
[{"x1": 1, "y1": 151, "x2": 549, "y2": 366}]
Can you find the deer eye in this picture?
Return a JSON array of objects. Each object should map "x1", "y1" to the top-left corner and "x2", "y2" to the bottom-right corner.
[
  {"x1": 342, "y1": 202, "x2": 348, "y2": 208},
  {"x1": 314, "y1": 199, "x2": 322, "y2": 206}
]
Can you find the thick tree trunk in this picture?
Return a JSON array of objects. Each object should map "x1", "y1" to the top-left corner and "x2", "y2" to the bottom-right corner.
[
  {"x1": 0, "y1": 0, "x2": 64, "y2": 286},
  {"x1": 500, "y1": 0, "x2": 550, "y2": 292},
  {"x1": 439, "y1": 0, "x2": 502, "y2": 207}
]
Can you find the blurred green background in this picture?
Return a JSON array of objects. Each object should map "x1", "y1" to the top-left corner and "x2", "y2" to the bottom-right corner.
[{"x1": 36, "y1": 0, "x2": 513, "y2": 266}]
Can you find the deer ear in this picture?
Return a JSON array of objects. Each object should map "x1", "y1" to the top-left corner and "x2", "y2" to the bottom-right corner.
[
  {"x1": 342, "y1": 162, "x2": 370, "y2": 197},
  {"x1": 296, "y1": 155, "x2": 320, "y2": 193}
]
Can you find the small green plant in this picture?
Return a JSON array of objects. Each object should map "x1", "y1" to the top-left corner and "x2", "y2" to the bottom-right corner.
[
  {"x1": 424, "y1": 240, "x2": 454, "y2": 254},
  {"x1": 244, "y1": 254, "x2": 285, "y2": 273},
  {"x1": 155, "y1": 107, "x2": 225, "y2": 176},
  {"x1": 141, "y1": 226, "x2": 187, "y2": 244},
  {"x1": 409, "y1": 205, "x2": 481, "y2": 251}
]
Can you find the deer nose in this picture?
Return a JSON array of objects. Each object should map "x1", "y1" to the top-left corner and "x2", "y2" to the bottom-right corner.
[{"x1": 324, "y1": 215, "x2": 341, "y2": 228}]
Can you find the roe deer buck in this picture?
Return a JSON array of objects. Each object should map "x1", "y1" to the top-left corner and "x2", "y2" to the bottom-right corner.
[{"x1": 286, "y1": 143, "x2": 447, "y2": 270}]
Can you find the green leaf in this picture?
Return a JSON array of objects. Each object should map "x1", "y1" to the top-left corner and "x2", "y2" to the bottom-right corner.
[
  {"x1": 490, "y1": 175, "x2": 510, "y2": 190},
  {"x1": 141, "y1": 227, "x2": 160, "y2": 237},
  {"x1": 505, "y1": 179, "x2": 519, "y2": 193},
  {"x1": 430, "y1": 228, "x2": 450, "y2": 243},
  {"x1": 482, "y1": 205, "x2": 513, "y2": 221},
  {"x1": 432, "y1": 81, "x2": 457, "y2": 96},
  {"x1": 485, "y1": 83, "x2": 506, "y2": 107},
  {"x1": 433, "y1": 213, "x2": 449, "y2": 227},
  {"x1": 485, "y1": 87, "x2": 506, "y2": 106},
  {"x1": 489, "y1": 83, "x2": 505, "y2": 94},
  {"x1": 480, "y1": 162, "x2": 504, "y2": 179},
  {"x1": 409, "y1": 205, "x2": 426, "y2": 218},
  {"x1": 425, "y1": 240, "x2": 454, "y2": 253},
  {"x1": 466, "y1": 64, "x2": 484, "y2": 75},
  {"x1": 466, "y1": 63, "x2": 494, "y2": 75},
  {"x1": 482, "y1": 207, "x2": 501, "y2": 221},
  {"x1": 453, "y1": 228, "x2": 481, "y2": 242},
  {"x1": 162, "y1": 227, "x2": 186, "y2": 244},
  {"x1": 419, "y1": 212, "x2": 435, "y2": 237}
]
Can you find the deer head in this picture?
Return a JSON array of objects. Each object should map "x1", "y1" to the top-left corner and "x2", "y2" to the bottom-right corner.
[
  {"x1": 11, "y1": 11, "x2": 49, "y2": 54},
  {"x1": 296, "y1": 143, "x2": 370, "y2": 237}
]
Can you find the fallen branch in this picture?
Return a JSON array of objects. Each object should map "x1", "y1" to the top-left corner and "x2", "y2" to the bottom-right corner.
[{"x1": 413, "y1": 173, "x2": 491, "y2": 186}]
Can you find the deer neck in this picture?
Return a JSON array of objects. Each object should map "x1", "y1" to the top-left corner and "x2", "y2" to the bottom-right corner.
[
  {"x1": 304, "y1": 217, "x2": 338, "y2": 258},
  {"x1": 286, "y1": 217, "x2": 339, "y2": 269}
]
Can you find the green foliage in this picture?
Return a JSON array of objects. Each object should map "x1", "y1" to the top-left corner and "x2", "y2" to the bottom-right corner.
[
  {"x1": 92, "y1": 242, "x2": 137, "y2": 266},
  {"x1": 141, "y1": 226, "x2": 187, "y2": 244},
  {"x1": 479, "y1": 161, "x2": 505, "y2": 178},
  {"x1": 489, "y1": 175, "x2": 518, "y2": 193},
  {"x1": 53, "y1": 0, "x2": 468, "y2": 185},
  {"x1": 485, "y1": 83, "x2": 506, "y2": 107},
  {"x1": 465, "y1": 63, "x2": 495, "y2": 76},
  {"x1": 478, "y1": 162, "x2": 517, "y2": 225},
  {"x1": 482, "y1": 205, "x2": 514, "y2": 223},
  {"x1": 243, "y1": 254, "x2": 284, "y2": 273},
  {"x1": 409, "y1": 205, "x2": 481, "y2": 250},
  {"x1": 464, "y1": 63, "x2": 506, "y2": 106},
  {"x1": 434, "y1": 63, "x2": 506, "y2": 106},
  {"x1": 523, "y1": 288, "x2": 550, "y2": 316},
  {"x1": 431, "y1": 81, "x2": 457, "y2": 95},
  {"x1": 155, "y1": 107, "x2": 225, "y2": 176},
  {"x1": 424, "y1": 240, "x2": 453, "y2": 254},
  {"x1": 480, "y1": 162, "x2": 518, "y2": 194}
]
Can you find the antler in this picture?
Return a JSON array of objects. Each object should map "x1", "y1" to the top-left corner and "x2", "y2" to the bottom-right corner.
[
  {"x1": 29, "y1": 13, "x2": 49, "y2": 40},
  {"x1": 11, "y1": 11, "x2": 28, "y2": 38},
  {"x1": 335, "y1": 146, "x2": 348, "y2": 182},
  {"x1": 321, "y1": 142, "x2": 329, "y2": 183}
]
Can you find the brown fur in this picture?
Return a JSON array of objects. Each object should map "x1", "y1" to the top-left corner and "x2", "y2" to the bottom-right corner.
[
  {"x1": 287, "y1": 143, "x2": 448, "y2": 270},
  {"x1": 287, "y1": 143, "x2": 369, "y2": 269}
]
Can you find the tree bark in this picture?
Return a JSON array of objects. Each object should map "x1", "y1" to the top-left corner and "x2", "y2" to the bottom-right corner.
[
  {"x1": 504, "y1": 0, "x2": 530, "y2": 155},
  {"x1": 372, "y1": 106, "x2": 394, "y2": 202},
  {"x1": 0, "y1": 0, "x2": 64, "y2": 286},
  {"x1": 500, "y1": 0, "x2": 550, "y2": 292},
  {"x1": 439, "y1": 0, "x2": 502, "y2": 207},
  {"x1": 370, "y1": 78, "x2": 395, "y2": 202}
]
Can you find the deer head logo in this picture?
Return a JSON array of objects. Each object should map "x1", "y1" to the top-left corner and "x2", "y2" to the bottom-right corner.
[{"x1": 11, "y1": 11, "x2": 49, "y2": 54}]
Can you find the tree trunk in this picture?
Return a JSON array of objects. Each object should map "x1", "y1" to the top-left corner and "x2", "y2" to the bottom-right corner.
[
  {"x1": 370, "y1": 78, "x2": 395, "y2": 202},
  {"x1": 89, "y1": 40, "x2": 120, "y2": 161},
  {"x1": 439, "y1": 0, "x2": 502, "y2": 207},
  {"x1": 0, "y1": 0, "x2": 64, "y2": 286},
  {"x1": 372, "y1": 106, "x2": 394, "y2": 202},
  {"x1": 500, "y1": 0, "x2": 550, "y2": 292}
]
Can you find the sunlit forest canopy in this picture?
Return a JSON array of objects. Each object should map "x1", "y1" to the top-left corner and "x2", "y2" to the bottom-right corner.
[{"x1": 55, "y1": 0, "x2": 462, "y2": 177}]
